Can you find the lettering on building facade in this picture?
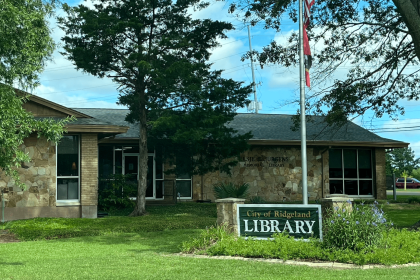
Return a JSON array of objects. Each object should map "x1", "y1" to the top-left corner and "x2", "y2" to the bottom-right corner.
[{"x1": 241, "y1": 156, "x2": 290, "y2": 168}]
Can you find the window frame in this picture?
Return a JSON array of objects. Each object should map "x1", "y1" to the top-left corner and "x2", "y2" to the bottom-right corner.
[
  {"x1": 56, "y1": 134, "x2": 80, "y2": 205},
  {"x1": 329, "y1": 148, "x2": 374, "y2": 197}
]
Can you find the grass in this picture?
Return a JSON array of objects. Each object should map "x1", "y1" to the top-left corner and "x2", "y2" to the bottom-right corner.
[
  {"x1": 3, "y1": 203, "x2": 217, "y2": 241},
  {"x1": 386, "y1": 195, "x2": 420, "y2": 203},
  {"x1": 1, "y1": 230, "x2": 420, "y2": 279},
  {"x1": 383, "y1": 203, "x2": 420, "y2": 228},
  {"x1": 0, "y1": 201, "x2": 420, "y2": 279}
]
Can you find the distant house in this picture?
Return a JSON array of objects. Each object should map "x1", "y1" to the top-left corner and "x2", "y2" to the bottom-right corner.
[{"x1": 0, "y1": 91, "x2": 408, "y2": 221}]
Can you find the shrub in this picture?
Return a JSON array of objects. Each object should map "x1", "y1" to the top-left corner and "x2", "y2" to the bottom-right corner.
[
  {"x1": 322, "y1": 200, "x2": 393, "y2": 251},
  {"x1": 407, "y1": 197, "x2": 420, "y2": 204},
  {"x1": 98, "y1": 174, "x2": 137, "y2": 211},
  {"x1": 213, "y1": 182, "x2": 249, "y2": 199}
]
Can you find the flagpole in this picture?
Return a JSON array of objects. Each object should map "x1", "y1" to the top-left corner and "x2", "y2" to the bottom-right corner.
[{"x1": 299, "y1": 0, "x2": 308, "y2": 205}]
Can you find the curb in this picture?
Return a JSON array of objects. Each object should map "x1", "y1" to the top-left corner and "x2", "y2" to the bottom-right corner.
[{"x1": 173, "y1": 253, "x2": 420, "y2": 270}]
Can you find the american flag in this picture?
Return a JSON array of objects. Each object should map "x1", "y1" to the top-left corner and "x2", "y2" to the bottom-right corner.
[{"x1": 303, "y1": 0, "x2": 314, "y2": 87}]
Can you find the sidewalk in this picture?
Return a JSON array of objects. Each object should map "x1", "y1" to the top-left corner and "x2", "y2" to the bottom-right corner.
[{"x1": 386, "y1": 190, "x2": 420, "y2": 196}]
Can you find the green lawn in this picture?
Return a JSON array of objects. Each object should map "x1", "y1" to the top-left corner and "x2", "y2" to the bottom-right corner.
[
  {"x1": 0, "y1": 202, "x2": 419, "y2": 279},
  {"x1": 3, "y1": 203, "x2": 217, "y2": 241},
  {"x1": 1, "y1": 230, "x2": 420, "y2": 279},
  {"x1": 383, "y1": 203, "x2": 420, "y2": 228}
]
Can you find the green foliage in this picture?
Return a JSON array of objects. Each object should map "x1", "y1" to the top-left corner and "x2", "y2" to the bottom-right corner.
[
  {"x1": 0, "y1": 0, "x2": 56, "y2": 86},
  {"x1": 181, "y1": 224, "x2": 231, "y2": 253},
  {"x1": 0, "y1": 85, "x2": 71, "y2": 188},
  {"x1": 386, "y1": 148, "x2": 419, "y2": 177},
  {"x1": 213, "y1": 182, "x2": 249, "y2": 199},
  {"x1": 323, "y1": 201, "x2": 392, "y2": 251},
  {"x1": 59, "y1": 0, "x2": 253, "y2": 214},
  {"x1": 411, "y1": 168, "x2": 420, "y2": 181},
  {"x1": 0, "y1": 0, "x2": 69, "y2": 187},
  {"x1": 184, "y1": 224, "x2": 420, "y2": 265},
  {"x1": 230, "y1": 0, "x2": 420, "y2": 124},
  {"x1": 98, "y1": 174, "x2": 137, "y2": 211},
  {"x1": 407, "y1": 197, "x2": 420, "y2": 204}
]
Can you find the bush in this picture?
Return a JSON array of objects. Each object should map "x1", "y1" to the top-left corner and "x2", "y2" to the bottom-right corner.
[
  {"x1": 407, "y1": 197, "x2": 420, "y2": 204},
  {"x1": 98, "y1": 174, "x2": 137, "y2": 211},
  {"x1": 213, "y1": 182, "x2": 249, "y2": 199},
  {"x1": 322, "y1": 200, "x2": 393, "y2": 251},
  {"x1": 183, "y1": 224, "x2": 420, "y2": 265}
]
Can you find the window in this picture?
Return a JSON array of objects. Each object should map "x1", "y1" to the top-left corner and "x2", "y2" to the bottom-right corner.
[
  {"x1": 176, "y1": 173, "x2": 192, "y2": 198},
  {"x1": 175, "y1": 155, "x2": 192, "y2": 199},
  {"x1": 57, "y1": 135, "x2": 80, "y2": 201},
  {"x1": 329, "y1": 149, "x2": 373, "y2": 196}
]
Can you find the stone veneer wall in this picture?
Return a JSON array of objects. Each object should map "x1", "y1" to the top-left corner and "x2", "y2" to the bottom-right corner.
[
  {"x1": 193, "y1": 146, "x2": 324, "y2": 202},
  {"x1": 0, "y1": 133, "x2": 102, "y2": 220},
  {"x1": 0, "y1": 135, "x2": 56, "y2": 209}
]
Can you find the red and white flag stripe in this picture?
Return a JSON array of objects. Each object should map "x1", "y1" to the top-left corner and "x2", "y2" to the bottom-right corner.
[{"x1": 303, "y1": 0, "x2": 314, "y2": 87}]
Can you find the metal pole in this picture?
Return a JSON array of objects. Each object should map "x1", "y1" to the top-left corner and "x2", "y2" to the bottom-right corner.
[
  {"x1": 1, "y1": 189, "x2": 4, "y2": 223},
  {"x1": 393, "y1": 173, "x2": 396, "y2": 201},
  {"x1": 299, "y1": 0, "x2": 308, "y2": 205},
  {"x1": 247, "y1": 25, "x2": 258, "y2": 113}
]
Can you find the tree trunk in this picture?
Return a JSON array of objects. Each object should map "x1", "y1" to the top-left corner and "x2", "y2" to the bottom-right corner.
[
  {"x1": 130, "y1": 94, "x2": 148, "y2": 216},
  {"x1": 393, "y1": 0, "x2": 420, "y2": 61}
]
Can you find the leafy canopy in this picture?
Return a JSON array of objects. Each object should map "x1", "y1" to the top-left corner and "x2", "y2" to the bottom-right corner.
[
  {"x1": 386, "y1": 147, "x2": 419, "y2": 177},
  {"x1": 230, "y1": 0, "x2": 420, "y2": 124},
  {"x1": 0, "y1": 0, "x2": 70, "y2": 187}
]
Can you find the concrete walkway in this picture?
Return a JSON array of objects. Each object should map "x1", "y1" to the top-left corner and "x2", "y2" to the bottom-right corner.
[
  {"x1": 387, "y1": 190, "x2": 420, "y2": 196},
  {"x1": 176, "y1": 253, "x2": 420, "y2": 270}
]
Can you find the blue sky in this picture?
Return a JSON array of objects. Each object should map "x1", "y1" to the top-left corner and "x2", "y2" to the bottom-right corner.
[{"x1": 31, "y1": 0, "x2": 420, "y2": 157}]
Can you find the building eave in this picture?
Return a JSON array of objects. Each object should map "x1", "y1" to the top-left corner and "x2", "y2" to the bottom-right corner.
[
  {"x1": 66, "y1": 125, "x2": 129, "y2": 134},
  {"x1": 247, "y1": 139, "x2": 409, "y2": 148}
]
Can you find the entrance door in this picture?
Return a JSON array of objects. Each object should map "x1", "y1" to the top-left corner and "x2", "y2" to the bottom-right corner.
[
  {"x1": 123, "y1": 155, "x2": 139, "y2": 198},
  {"x1": 123, "y1": 154, "x2": 161, "y2": 199}
]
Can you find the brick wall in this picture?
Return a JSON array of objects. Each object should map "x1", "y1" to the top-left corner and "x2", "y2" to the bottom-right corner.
[
  {"x1": 80, "y1": 134, "x2": 98, "y2": 206},
  {"x1": 375, "y1": 148, "x2": 387, "y2": 200}
]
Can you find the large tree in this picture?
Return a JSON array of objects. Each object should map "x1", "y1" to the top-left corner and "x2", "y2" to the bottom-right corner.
[
  {"x1": 229, "y1": 0, "x2": 420, "y2": 124},
  {"x1": 0, "y1": 0, "x2": 69, "y2": 186},
  {"x1": 59, "y1": 0, "x2": 253, "y2": 216},
  {"x1": 386, "y1": 147, "x2": 419, "y2": 177}
]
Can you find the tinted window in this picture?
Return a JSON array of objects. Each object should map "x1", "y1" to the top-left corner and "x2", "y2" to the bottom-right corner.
[
  {"x1": 329, "y1": 149, "x2": 342, "y2": 178},
  {"x1": 57, "y1": 135, "x2": 79, "y2": 176}
]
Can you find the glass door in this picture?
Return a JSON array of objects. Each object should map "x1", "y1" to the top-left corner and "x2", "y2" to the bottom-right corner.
[
  {"x1": 123, "y1": 153, "x2": 161, "y2": 199},
  {"x1": 123, "y1": 154, "x2": 139, "y2": 198}
]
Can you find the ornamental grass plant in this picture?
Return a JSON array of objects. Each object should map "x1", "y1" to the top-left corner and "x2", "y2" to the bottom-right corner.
[
  {"x1": 213, "y1": 182, "x2": 249, "y2": 199},
  {"x1": 322, "y1": 200, "x2": 393, "y2": 251}
]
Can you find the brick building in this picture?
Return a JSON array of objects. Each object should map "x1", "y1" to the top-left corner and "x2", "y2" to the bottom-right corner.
[{"x1": 0, "y1": 93, "x2": 408, "y2": 220}]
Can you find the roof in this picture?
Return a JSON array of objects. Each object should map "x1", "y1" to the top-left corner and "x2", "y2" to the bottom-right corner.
[
  {"x1": 73, "y1": 108, "x2": 138, "y2": 138},
  {"x1": 73, "y1": 109, "x2": 408, "y2": 148},
  {"x1": 231, "y1": 114, "x2": 407, "y2": 147}
]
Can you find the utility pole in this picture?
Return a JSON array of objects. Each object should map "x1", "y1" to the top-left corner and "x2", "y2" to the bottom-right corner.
[{"x1": 247, "y1": 25, "x2": 258, "y2": 113}]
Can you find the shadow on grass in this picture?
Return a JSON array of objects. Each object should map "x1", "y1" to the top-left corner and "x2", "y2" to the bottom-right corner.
[
  {"x1": 52, "y1": 229, "x2": 201, "y2": 254},
  {"x1": 0, "y1": 261, "x2": 24, "y2": 266}
]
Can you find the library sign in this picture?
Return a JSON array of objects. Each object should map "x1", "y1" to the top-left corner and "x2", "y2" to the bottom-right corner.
[{"x1": 237, "y1": 204, "x2": 323, "y2": 240}]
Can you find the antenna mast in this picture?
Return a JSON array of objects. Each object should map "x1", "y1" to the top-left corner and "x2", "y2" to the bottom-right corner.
[{"x1": 247, "y1": 25, "x2": 259, "y2": 113}]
